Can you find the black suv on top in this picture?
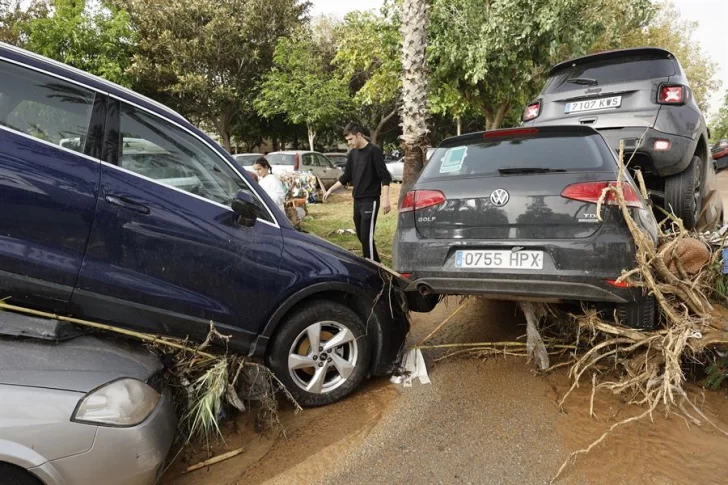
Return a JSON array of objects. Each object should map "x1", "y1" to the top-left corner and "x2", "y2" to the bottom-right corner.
[{"x1": 523, "y1": 47, "x2": 722, "y2": 230}]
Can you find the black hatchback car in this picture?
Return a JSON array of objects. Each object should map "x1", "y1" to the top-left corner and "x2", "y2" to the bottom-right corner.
[
  {"x1": 393, "y1": 126, "x2": 659, "y2": 328},
  {"x1": 523, "y1": 48, "x2": 721, "y2": 230}
]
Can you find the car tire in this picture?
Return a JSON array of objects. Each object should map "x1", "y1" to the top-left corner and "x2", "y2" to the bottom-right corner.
[
  {"x1": 266, "y1": 301, "x2": 370, "y2": 407},
  {"x1": 0, "y1": 463, "x2": 44, "y2": 485},
  {"x1": 665, "y1": 155, "x2": 703, "y2": 230},
  {"x1": 616, "y1": 295, "x2": 656, "y2": 330}
]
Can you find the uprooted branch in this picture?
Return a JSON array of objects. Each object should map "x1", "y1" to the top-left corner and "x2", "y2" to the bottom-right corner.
[{"x1": 552, "y1": 141, "x2": 728, "y2": 481}]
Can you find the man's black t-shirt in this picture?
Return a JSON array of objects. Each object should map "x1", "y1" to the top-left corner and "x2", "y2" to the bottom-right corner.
[{"x1": 338, "y1": 143, "x2": 392, "y2": 199}]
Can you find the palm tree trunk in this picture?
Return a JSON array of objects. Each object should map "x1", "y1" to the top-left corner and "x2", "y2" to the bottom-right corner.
[{"x1": 399, "y1": 0, "x2": 430, "y2": 207}]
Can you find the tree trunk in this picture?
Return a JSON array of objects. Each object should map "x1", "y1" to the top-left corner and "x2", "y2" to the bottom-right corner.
[
  {"x1": 484, "y1": 102, "x2": 509, "y2": 130},
  {"x1": 217, "y1": 106, "x2": 234, "y2": 153},
  {"x1": 456, "y1": 116, "x2": 462, "y2": 136},
  {"x1": 399, "y1": 0, "x2": 430, "y2": 208},
  {"x1": 307, "y1": 123, "x2": 316, "y2": 151},
  {"x1": 372, "y1": 108, "x2": 399, "y2": 146},
  {"x1": 491, "y1": 101, "x2": 509, "y2": 130}
]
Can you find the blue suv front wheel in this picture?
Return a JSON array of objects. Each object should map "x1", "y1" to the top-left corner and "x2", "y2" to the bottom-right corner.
[{"x1": 267, "y1": 301, "x2": 371, "y2": 407}]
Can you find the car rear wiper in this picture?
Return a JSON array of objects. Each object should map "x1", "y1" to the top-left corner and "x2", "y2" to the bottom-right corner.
[
  {"x1": 567, "y1": 77, "x2": 598, "y2": 86},
  {"x1": 498, "y1": 167, "x2": 567, "y2": 175}
]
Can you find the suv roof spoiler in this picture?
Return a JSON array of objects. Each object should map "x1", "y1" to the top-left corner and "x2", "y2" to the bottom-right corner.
[
  {"x1": 439, "y1": 125, "x2": 599, "y2": 148},
  {"x1": 548, "y1": 47, "x2": 675, "y2": 77}
]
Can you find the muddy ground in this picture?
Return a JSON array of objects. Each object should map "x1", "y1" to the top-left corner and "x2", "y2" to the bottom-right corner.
[
  {"x1": 163, "y1": 171, "x2": 728, "y2": 485},
  {"x1": 164, "y1": 298, "x2": 728, "y2": 485}
]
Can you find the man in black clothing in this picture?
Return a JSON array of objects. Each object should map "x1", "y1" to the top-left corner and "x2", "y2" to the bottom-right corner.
[{"x1": 323, "y1": 123, "x2": 392, "y2": 263}]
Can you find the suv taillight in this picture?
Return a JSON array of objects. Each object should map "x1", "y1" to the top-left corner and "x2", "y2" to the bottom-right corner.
[
  {"x1": 400, "y1": 190, "x2": 446, "y2": 213},
  {"x1": 561, "y1": 181, "x2": 642, "y2": 209},
  {"x1": 523, "y1": 101, "x2": 541, "y2": 122},
  {"x1": 658, "y1": 85, "x2": 685, "y2": 104}
]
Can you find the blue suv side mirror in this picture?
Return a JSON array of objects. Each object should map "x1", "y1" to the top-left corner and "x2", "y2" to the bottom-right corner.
[{"x1": 231, "y1": 190, "x2": 259, "y2": 227}]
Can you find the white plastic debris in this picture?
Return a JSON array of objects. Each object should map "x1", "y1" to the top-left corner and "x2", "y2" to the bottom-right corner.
[{"x1": 391, "y1": 348, "x2": 431, "y2": 387}]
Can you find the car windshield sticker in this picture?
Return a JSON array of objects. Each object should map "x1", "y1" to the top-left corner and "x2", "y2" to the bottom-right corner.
[{"x1": 439, "y1": 146, "x2": 468, "y2": 173}]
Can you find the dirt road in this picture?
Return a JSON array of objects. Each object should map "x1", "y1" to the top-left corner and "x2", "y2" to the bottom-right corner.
[
  {"x1": 164, "y1": 171, "x2": 728, "y2": 484},
  {"x1": 165, "y1": 298, "x2": 728, "y2": 485}
]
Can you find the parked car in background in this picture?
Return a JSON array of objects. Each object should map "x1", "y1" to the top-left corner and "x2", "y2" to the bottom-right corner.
[
  {"x1": 0, "y1": 324, "x2": 175, "y2": 485},
  {"x1": 523, "y1": 47, "x2": 721, "y2": 230},
  {"x1": 426, "y1": 147, "x2": 436, "y2": 162},
  {"x1": 386, "y1": 157, "x2": 404, "y2": 182},
  {"x1": 233, "y1": 153, "x2": 262, "y2": 181},
  {"x1": 712, "y1": 139, "x2": 728, "y2": 172},
  {"x1": 324, "y1": 152, "x2": 348, "y2": 168},
  {"x1": 0, "y1": 42, "x2": 431, "y2": 407},
  {"x1": 394, "y1": 126, "x2": 660, "y2": 329},
  {"x1": 266, "y1": 150, "x2": 343, "y2": 189}
]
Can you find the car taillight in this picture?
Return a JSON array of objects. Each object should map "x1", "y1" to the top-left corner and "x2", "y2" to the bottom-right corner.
[
  {"x1": 522, "y1": 102, "x2": 541, "y2": 122},
  {"x1": 400, "y1": 190, "x2": 446, "y2": 213},
  {"x1": 658, "y1": 85, "x2": 685, "y2": 104},
  {"x1": 561, "y1": 181, "x2": 642, "y2": 209},
  {"x1": 294, "y1": 153, "x2": 300, "y2": 171},
  {"x1": 605, "y1": 278, "x2": 632, "y2": 288}
]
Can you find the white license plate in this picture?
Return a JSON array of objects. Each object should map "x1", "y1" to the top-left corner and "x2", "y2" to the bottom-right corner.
[
  {"x1": 455, "y1": 250, "x2": 544, "y2": 270},
  {"x1": 565, "y1": 96, "x2": 622, "y2": 114}
]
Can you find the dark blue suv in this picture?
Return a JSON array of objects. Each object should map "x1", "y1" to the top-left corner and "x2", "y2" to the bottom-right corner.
[{"x1": 0, "y1": 43, "x2": 431, "y2": 406}]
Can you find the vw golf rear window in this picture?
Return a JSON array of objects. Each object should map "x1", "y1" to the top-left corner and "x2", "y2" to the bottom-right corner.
[
  {"x1": 421, "y1": 133, "x2": 615, "y2": 180},
  {"x1": 544, "y1": 56, "x2": 675, "y2": 94}
]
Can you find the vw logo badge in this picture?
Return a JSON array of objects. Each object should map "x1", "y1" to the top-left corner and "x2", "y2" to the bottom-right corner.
[{"x1": 490, "y1": 189, "x2": 509, "y2": 207}]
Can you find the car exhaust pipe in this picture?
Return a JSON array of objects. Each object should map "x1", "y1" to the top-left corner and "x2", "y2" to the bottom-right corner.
[{"x1": 417, "y1": 283, "x2": 433, "y2": 296}]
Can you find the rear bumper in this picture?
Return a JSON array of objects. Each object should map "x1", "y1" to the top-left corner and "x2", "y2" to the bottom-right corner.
[
  {"x1": 394, "y1": 214, "x2": 656, "y2": 305},
  {"x1": 406, "y1": 275, "x2": 637, "y2": 303},
  {"x1": 596, "y1": 127, "x2": 695, "y2": 177}
]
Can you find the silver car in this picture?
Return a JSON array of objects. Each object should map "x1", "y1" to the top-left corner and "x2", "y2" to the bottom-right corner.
[
  {"x1": 386, "y1": 157, "x2": 404, "y2": 182},
  {"x1": 0, "y1": 328, "x2": 176, "y2": 485},
  {"x1": 265, "y1": 150, "x2": 343, "y2": 189}
]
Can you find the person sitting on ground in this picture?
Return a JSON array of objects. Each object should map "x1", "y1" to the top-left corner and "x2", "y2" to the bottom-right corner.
[{"x1": 253, "y1": 157, "x2": 286, "y2": 212}]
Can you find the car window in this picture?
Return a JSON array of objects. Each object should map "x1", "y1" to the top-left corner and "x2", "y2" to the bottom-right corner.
[
  {"x1": 303, "y1": 153, "x2": 317, "y2": 166},
  {"x1": 317, "y1": 154, "x2": 333, "y2": 168},
  {"x1": 266, "y1": 153, "x2": 295, "y2": 165},
  {"x1": 0, "y1": 60, "x2": 95, "y2": 154},
  {"x1": 420, "y1": 133, "x2": 614, "y2": 181},
  {"x1": 234, "y1": 154, "x2": 260, "y2": 166},
  {"x1": 544, "y1": 56, "x2": 675, "y2": 94},
  {"x1": 118, "y1": 103, "x2": 273, "y2": 222}
]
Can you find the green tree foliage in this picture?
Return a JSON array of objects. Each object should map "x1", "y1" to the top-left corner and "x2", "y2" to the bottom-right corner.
[
  {"x1": 0, "y1": 0, "x2": 49, "y2": 45},
  {"x1": 334, "y1": 9, "x2": 401, "y2": 144},
  {"x1": 116, "y1": 0, "x2": 306, "y2": 152},
  {"x1": 22, "y1": 0, "x2": 136, "y2": 86},
  {"x1": 613, "y1": 2, "x2": 721, "y2": 114},
  {"x1": 710, "y1": 92, "x2": 728, "y2": 142},
  {"x1": 256, "y1": 26, "x2": 352, "y2": 151},
  {"x1": 427, "y1": 0, "x2": 655, "y2": 130}
]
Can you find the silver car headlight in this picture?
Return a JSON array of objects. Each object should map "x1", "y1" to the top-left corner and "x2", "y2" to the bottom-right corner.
[{"x1": 72, "y1": 378, "x2": 160, "y2": 427}]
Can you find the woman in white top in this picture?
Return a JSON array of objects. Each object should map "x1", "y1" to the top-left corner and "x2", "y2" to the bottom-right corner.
[{"x1": 253, "y1": 157, "x2": 286, "y2": 212}]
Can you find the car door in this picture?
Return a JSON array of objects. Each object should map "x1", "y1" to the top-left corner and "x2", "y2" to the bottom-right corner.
[
  {"x1": 71, "y1": 98, "x2": 286, "y2": 348},
  {"x1": 0, "y1": 59, "x2": 103, "y2": 311},
  {"x1": 301, "y1": 152, "x2": 317, "y2": 175},
  {"x1": 317, "y1": 153, "x2": 338, "y2": 188}
]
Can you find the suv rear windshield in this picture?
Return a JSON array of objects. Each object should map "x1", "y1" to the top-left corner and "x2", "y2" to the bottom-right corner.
[
  {"x1": 266, "y1": 153, "x2": 295, "y2": 165},
  {"x1": 421, "y1": 133, "x2": 615, "y2": 181},
  {"x1": 544, "y1": 56, "x2": 675, "y2": 94}
]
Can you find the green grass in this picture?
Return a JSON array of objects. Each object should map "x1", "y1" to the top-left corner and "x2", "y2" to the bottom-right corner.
[{"x1": 300, "y1": 185, "x2": 400, "y2": 267}]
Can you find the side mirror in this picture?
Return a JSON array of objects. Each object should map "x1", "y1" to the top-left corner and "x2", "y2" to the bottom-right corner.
[{"x1": 231, "y1": 190, "x2": 259, "y2": 227}]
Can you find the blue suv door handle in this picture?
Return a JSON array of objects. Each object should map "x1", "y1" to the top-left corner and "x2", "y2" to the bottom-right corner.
[{"x1": 105, "y1": 195, "x2": 150, "y2": 215}]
